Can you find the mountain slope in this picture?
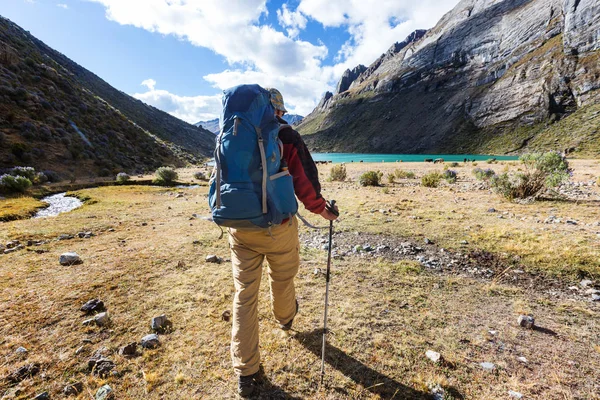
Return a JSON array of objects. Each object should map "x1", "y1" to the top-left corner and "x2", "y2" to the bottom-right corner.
[
  {"x1": 298, "y1": 0, "x2": 600, "y2": 157},
  {"x1": 195, "y1": 119, "x2": 219, "y2": 134},
  {"x1": 0, "y1": 16, "x2": 215, "y2": 178}
]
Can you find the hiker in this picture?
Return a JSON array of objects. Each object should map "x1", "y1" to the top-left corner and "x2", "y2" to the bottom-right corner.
[{"x1": 213, "y1": 86, "x2": 338, "y2": 397}]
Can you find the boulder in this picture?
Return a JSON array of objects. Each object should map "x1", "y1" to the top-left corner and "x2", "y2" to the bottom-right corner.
[
  {"x1": 95, "y1": 384, "x2": 114, "y2": 400},
  {"x1": 63, "y1": 382, "x2": 84, "y2": 396},
  {"x1": 518, "y1": 315, "x2": 535, "y2": 329},
  {"x1": 80, "y1": 299, "x2": 105, "y2": 314},
  {"x1": 59, "y1": 252, "x2": 82, "y2": 265},
  {"x1": 140, "y1": 334, "x2": 160, "y2": 349}
]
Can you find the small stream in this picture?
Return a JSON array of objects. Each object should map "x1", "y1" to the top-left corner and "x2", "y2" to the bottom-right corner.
[{"x1": 34, "y1": 193, "x2": 83, "y2": 218}]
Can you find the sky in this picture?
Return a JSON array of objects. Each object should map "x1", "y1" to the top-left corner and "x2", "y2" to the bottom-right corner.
[{"x1": 2, "y1": 0, "x2": 460, "y2": 123}]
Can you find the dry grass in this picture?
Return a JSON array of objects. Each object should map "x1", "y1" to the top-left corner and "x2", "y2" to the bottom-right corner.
[
  {"x1": 0, "y1": 197, "x2": 47, "y2": 222},
  {"x1": 0, "y1": 161, "x2": 599, "y2": 399}
]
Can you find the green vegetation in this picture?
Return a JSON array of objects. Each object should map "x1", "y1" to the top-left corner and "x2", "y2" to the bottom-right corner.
[
  {"x1": 154, "y1": 167, "x2": 178, "y2": 185},
  {"x1": 116, "y1": 172, "x2": 130, "y2": 184},
  {"x1": 359, "y1": 170, "x2": 383, "y2": 186},
  {"x1": 329, "y1": 164, "x2": 347, "y2": 181},
  {"x1": 442, "y1": 169, "x2": 457, "y2": 183},
  {"x1": 421, "y1": 172, "x2": 442, "y2": 187},
  {"x1": 0, "y1": 174, "x2": 32, "y2": 193},
  {"x1": 473, "y1": 167, "x2": 496, "y2": 181},
  {"x1": 491, "y1": 151, "x2": 570, "y2": 200}
]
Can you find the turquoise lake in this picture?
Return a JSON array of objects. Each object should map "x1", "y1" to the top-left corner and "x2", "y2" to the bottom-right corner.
[{"x1": 310, "y1": 153, "x2": 518, "y2": 163}]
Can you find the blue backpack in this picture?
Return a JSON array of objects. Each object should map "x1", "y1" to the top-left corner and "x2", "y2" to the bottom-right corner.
[{"x1": 208, "y1": 84, "x2": 298, "y2": 229}]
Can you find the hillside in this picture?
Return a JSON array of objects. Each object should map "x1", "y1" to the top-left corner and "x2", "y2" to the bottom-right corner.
[
  {"x1": 0, "y1": 16, "x2": 215, "y2": 178},
  {"x1": 298, "y1": 0, "x2": 600, "y2": 157},
  {"x1": 195, "y1": 119, "x2": 219, "y2": 135}
]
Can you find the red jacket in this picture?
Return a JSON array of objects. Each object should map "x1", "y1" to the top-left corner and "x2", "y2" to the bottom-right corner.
[{"x1": 277, "y1": 117, "x2": 326, "y2": 215}]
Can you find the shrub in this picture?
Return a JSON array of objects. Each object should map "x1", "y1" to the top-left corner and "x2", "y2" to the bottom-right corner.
[
  {"x1": 34, "y1": 172, "x2": 48, "y2": 184},
  {"x1": 473, "y1": 168, "x2": 496, "y2": 181},
  {"x1": 116, "y1": 172, "x2": 130, "y2": 184},
  {"x1": 442, "y1": 169, "x2": 457, "y2": 183},
  {"x1": 421, "y1": 172, "x2": 442, "y2": 188},
  {"x1": 194, "y1": 171, "x2": 206, "y2": 181},
  {"x1": 386, "y1": 173, "x2": 395, "y2": 184},
  {"x1": 394, "y1": 169, "x2": 415, "y2": 179},
  {"x1": 0, "y1": 174, "x2": 32, "y2": 193},
  {"x1": 329, "y1": 164, "x2": 347, "y2": 182},
  {"x1": 359, "y1": 170, "x2": 383, "y2": 186},
  {"x1": 0, "y1": 132, "x2": 5, "y2": 145},
  {"x1": 9, "y1": 166, "x2": 36, "y2": 180},
  {"x1": 10, "y1": 142, "x2": 29, "y2": 159},
  {"x1": 491, "y1": 151, "x2": 571, "y2": 200},
  {"x1": 154, "y1": 167, "x2": 178, "y2": 185},
  {"x1": 43, "y1": 170, "x2": 61, "y2": 182},
  {"x1": 449, "y1": 162, "x2": 460, "y2": 168}
]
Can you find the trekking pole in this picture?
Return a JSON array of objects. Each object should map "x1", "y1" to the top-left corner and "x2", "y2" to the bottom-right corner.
[{"x1": 320, "y1": 200, "x2": 337, "y2": 386}]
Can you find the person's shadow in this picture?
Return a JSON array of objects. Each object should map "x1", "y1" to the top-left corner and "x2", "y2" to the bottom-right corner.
[{"x1": 294, "y1": 329, "x2": 434, "y2": 399}]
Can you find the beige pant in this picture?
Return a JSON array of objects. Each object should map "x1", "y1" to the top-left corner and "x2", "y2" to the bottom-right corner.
[{"x1": 228, "y1": 217, "x2": 300, "y2": 376}]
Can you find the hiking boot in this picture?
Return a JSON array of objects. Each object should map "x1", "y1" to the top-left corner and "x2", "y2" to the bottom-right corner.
[
  {"x1": 238, "y1": 373, "x2": 258, "y2": 398},
  {"x1": 280, "y1": 299, "x2": 299, "y2": 331}
]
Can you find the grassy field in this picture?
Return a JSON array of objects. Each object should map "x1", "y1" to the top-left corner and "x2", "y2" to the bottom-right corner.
[{"x1": 0, "y1": 161, "x2": 599, "y2": 399}]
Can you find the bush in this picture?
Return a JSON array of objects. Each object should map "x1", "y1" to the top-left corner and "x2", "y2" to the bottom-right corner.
[
  {"x1": 43, "y1": 170, "x2": 61, "y2": 182},
  {"x1": 34, "y1": 172, "x2": 48, "y2": 184},
  {"x1": 194, "y1": 171, "x2": 206, "y2": 181},
  {"x1": 116, "y1": 172, "x2": 130, "y2": 184},
  {"x1": 449, "y1": 162, "x2": 460, "y2": 168},
  {"x1": 442, "y1": 169, "x2": 457, "y2": 183},
  {"x1": 0, "y1": 132, "x2": 5, "y2": 145},
  {"x1": 329, "y1": 164, "x2": 346, "y2": 181},
  {"x1": 386, "y1": 173, "x2": 395, "y2": 184},
  {"x1": 0, "y1": 174, "x2": 32, "y2": 193},
  {"x1": 393, "y1": 169, "x2": 415, "y2": 179},
  {"x1": 359, "y1": 170, "x2": 383, "y2": 186},
  {"x1": 9, "y1": 166, "x2": 36, "y2": 180},
  {"x1": 154, "y1": 167, "x2": 178, "y2": 185},
  {"x1": 473, "y1": 168, "x2": 496, "y2": 181},
  {"x1": 421, "y1": 172, "x2": 442, "y2": 188},
  {"x1": 491, "y1": 151, "x2": 571, "y2": 200}
]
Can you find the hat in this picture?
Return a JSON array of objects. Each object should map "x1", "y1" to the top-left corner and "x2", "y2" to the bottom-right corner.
[{"x1": 267, "y1": 88, "x2": 287, "y2": 113}]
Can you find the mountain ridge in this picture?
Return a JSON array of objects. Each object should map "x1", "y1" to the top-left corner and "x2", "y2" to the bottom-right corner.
[
  {"x1": 298, "y1": 0, "x2": 600, "y2": 157},
  {"x1": 0, "y1": 16, "x2": 215, "y2": 178}
]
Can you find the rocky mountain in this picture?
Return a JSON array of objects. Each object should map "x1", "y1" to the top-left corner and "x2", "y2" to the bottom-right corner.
[
  {"x1": 195, "y1": 118, "x2": 219, "y2": 134},
  {"x1": 0, "y1": 16, "x2": 215, "y2": 178},
  {"x1": 284, "y1": 114, "x2": 304, "y2": 125},
  {"x1": 298, "y1": 0, "x2": 600, "y2": 157}
]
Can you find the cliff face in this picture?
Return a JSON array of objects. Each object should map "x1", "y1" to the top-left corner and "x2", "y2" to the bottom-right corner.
[
  {"x1": 0, "y1": 16, "x2": 215, "y2": 178},
  {"x1": 299, "y1": 0, "x2": 600, "y2": 156}
]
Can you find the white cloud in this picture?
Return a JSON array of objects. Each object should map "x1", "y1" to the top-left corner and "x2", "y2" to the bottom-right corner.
[
  {"x1": 133, "y1": 80, "x2": 222, "y2": 124},
  {"x1": 141, "y1": 78, "x2": 156, "y2": 91},
  {"x1": 57, "y1": 3, "x2": 69, "y2": 9},
  {"x1": 277, "y1": 4, "x2": 308, "y2": 39},
  {"x1": 90, "y1": 0, "x2": 460, "y2": 118}
]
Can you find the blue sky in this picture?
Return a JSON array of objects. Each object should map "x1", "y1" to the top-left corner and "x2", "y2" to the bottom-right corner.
[{"x1": 2, "y1": 0, "x2": 459, "y2": 122}]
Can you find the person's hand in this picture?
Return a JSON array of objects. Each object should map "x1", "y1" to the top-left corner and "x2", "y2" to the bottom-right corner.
[{"x1": 320, "y1": 202, "x2": 338, "y2": 221}]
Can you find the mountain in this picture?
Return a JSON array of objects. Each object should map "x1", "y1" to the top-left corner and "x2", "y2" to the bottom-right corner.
[
  {"x1": 298, "y1": 0, "x2": 600, "y2": 157},
  {"x1": 284, "y1": 114, "x2": 304, "y2": 125},
  {"x1": 0, "y1": 16, "x2": 215, "y2": 178},
  {"x1": 195, "y1": 118, "x2": 219, "y2": 134}
]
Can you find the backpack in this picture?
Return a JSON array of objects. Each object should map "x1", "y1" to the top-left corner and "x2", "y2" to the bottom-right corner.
[{"x1": 208, "y1": 84, "x2": 298, "y2": 229}]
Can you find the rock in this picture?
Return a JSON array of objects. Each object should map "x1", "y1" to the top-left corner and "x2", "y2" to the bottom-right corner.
[
  {"x1": 580, "y1": 279, "x2": 593, "y2": 288},
  {"x1": 151, "y1": 314, "x2": 171, "y2": 332},
  {"x1": 6, "y1": 363, "x2": 40, "y2": 383},
  {"x1": 222, "y1": 310, "x2": 231, "y2": 322},
  {"x1": 425, "y1": 350, "x2": 442, "y2": 363},
  {"x1": 118, "y1": 342, "x2": 137, "y2": 357},
  {"x1": 80, "y1": 299, "x2": 105, "y2": 314},
  {"x1": 585, "y1": 289, "x2": 600, "y2": 295},
  {"x1": 205, "y1": 254, "x2": 221, "y2": 264},
  {"x1": 59, "y1": 252, "x2": 82, "y2": 265},
  {"x1": 353, "y1": 245, "x2": 364, "y2": 253},
  {"x1": 95, "y1": 384, "x2": 114, "y2": 400},
  {"x1": 58, "y1": 234, "x2": 74, "y2": 240},
  {"x1": 480, "y1": 362, "x2": 495, "y2": 371},
  {"x1": 63, "y1": 382, "x2": 84, "y2": 395},
  {"x1": 424, "y1": 238, "x2": 433, "y2": 245},
  {"x1": 566, "y1": 219, "x2": 578, "y2": 225},
  {"x1": 107, "y1": 228, "x2": 115, "y2": 232},
  {"x1": 592, "y1": 294, "x2": 600, "y2": 302},
  {"x1": 33, "y1": 392, "x2": 50, "y2": 400},
  {"x1": 140, "y1": 334, "x2": 160, "y2": 349},
  {"x1": 90, "y1": 358, "x2": 115, "y2": 377},
  {"x1": 460, "y1": 240, "x2": 468, "y2": 245},
  {"x1": 15, "y1": 346, "x2": 28, "y2": 354},
  {"x1": 94, "y1": 312, "x2": 109, "y2": 326},
  {"x1": 517, "y1": 356, "x2": 528, "y2": 363},
  {"x1": 6, "y1": 240, "x2": 20, "y2": 249},
  {"x1": 517, "y1": 315, "x2": 535, "y2": 329},
  {"x1": 82, "y1": 318, "x2": 95, "y2": 326},
  {"x1": 75, "y1": 345, "x2": 85, "y2": 355},
  {"x1": 508, "y1": 390, "x2": 523, "y2": 399}
]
